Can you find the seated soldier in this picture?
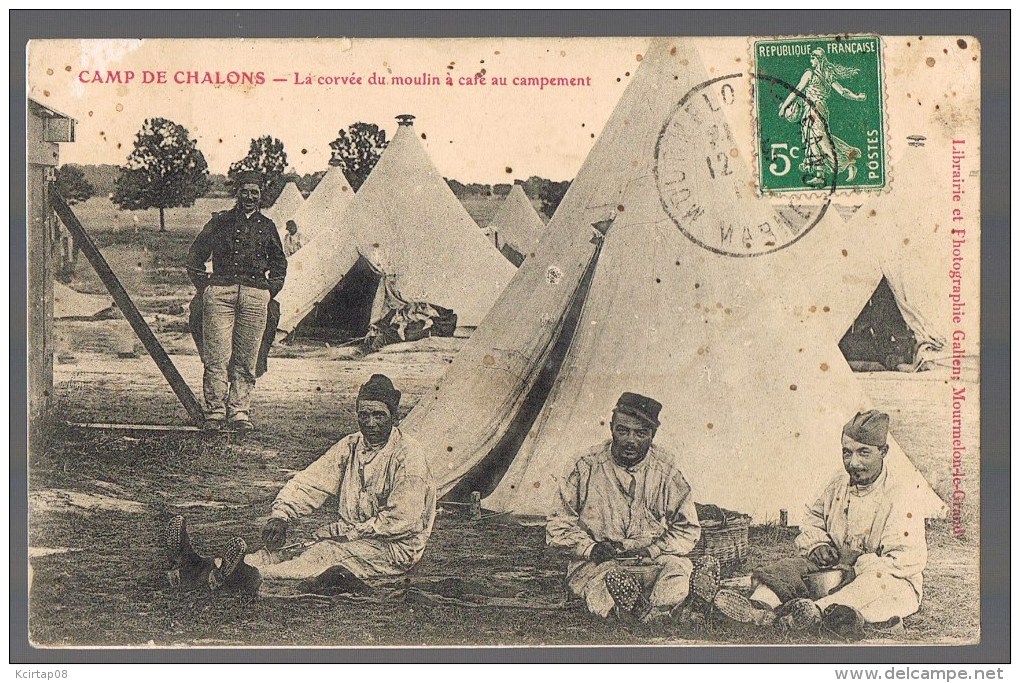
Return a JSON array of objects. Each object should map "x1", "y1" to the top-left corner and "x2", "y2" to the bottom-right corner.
[
  {"x1": 703, "y1": 410, "x2": 927, "y2": 637},
  {"x1": 546, "y1": 392, "x2": 706, "y2": 622},
  {"x1": 165, "y1": 374, "x2": 437, "y2": 596}
]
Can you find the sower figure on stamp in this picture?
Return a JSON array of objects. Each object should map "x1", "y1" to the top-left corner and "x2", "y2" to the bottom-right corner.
[
  {"x1": 700, "y1": 410, "x2": 927, "y2": 638},
  {"x1": 165, "y1": 374, "x2": 437, "y2": 597},
  {"x1": 187, "y1": 171, "x2": 287, "y2": 432},
  {"x1": 546, "y1": 392, "x2": 709, "y2": 622},
  {"x1": 779, "y1": 48, "x2": 866, "y2": 187}
]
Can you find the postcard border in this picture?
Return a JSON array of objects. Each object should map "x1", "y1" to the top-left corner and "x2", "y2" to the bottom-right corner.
[{"x1": 10, "y1": 9, "x2": 1011, "y2": 665}]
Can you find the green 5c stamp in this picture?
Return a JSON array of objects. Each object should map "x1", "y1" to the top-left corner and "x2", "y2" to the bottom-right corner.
[{"x1": 754, "y1": 36, "x2": 885, "y2": 193}]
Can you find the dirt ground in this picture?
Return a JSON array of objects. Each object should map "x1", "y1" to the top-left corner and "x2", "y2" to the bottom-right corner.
[
  {"x1": 33, "y1": 206, "x2": 980, "y2": 647},
  {"x1": 29, "y1": 317, "x2": 980, "y2": 648}
]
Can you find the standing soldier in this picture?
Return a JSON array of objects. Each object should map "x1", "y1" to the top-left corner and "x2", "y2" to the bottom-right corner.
[
  {"x1": 187, "y1": 171, "x2": 287, "y2": 432},
  {"x1": 282, "y1": 219, "x2": 305, "y2": 257}
]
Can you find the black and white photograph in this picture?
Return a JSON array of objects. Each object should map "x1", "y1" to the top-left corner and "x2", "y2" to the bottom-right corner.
[{"x1": 23, "y1": 34, "x2": 982, "y2": 650}]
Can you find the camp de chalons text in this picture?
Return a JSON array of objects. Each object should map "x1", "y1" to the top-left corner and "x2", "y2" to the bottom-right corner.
[
  {"x1": 79, "y1": 70, "x2": 266, "y2": 85},
  {"x1": 77, "y1": 70, "x2": 593, "y2": 89}
]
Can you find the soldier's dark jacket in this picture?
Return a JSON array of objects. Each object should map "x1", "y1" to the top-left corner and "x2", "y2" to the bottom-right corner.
[{"x1": 186, "y1": 206, "x2": 287, "y2": 293}]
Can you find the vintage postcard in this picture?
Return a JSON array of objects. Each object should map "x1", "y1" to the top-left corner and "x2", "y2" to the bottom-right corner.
[{"x1": 25, "y1": 36, "x2": 980, "y2": 648}]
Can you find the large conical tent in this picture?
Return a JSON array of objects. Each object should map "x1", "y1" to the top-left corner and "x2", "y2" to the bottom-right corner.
[
  {"x1": 403, "y1": 39, "x2": 946, "y2": 521},
  {"x1": 489, "y1": 184, "x2": 545, "y2": 266},
  {"x1": 276, "y1": 243, "x2": 382, "y2": 340},
  {"x1": 276, "y1": 115, "x2": 516, "y2": 335},
  {"x1": 264, "y1": 181, "x2": 305, "y2": 228},
  {"x1": 287, "y1": 165, "x2": 355, "y2": 242}
]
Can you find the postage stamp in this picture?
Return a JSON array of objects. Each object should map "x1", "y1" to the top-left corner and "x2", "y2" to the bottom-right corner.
[{"x1": 753, "y1": 35, "x2": 885, "y2": 194}]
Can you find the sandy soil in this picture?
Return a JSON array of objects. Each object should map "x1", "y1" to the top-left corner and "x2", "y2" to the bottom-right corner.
[{"x1": 27, "y1": 316, "x2": 981, "y2": 647}]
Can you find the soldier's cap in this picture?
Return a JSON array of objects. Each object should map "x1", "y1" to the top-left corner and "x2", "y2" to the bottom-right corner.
[
  {"x1": 613, "y1": 392, "x2": 662, "y2": 429},
  {"x1": 235, "y1": 170, "x2": 263, "y2": 188},
  {"x1": 357, "y1": 374, "x2": 401, "y2": 416},
  {"x1": 842, "y1": 410, "x2": 889, "y2": 448}
]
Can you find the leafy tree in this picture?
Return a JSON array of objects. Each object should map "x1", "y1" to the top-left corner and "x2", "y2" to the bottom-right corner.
[
  {"x1": 328, "y1": 122, "x2": 388, "y2": 191},
  {"x1": 228, "y1": 135, "x2": 289, "y2": 206},
  {"x1": 54, "y1": 165, "x2": 95, "y2": 205},
  {"x1": 538, "y1": 179, "x2": 571, "y2": 219},
  {"x1": 492, "y1": 183, "x2": 512, "y2": 197},
  {"x1": 297, "y1": 171, "x2": 325, "y2": 197},
  {"x1": 445, "y1": 178, "x2": 467, "y2": 196},
  {"x1": 521, "y1": 175, "x2": 546, "y2": 200},
  {"x1": 112, "y1": 117, "x2": 211, "y2": 231},
  {"x1": 539, "y1": 180, "x2": 571, "y2": 219}
]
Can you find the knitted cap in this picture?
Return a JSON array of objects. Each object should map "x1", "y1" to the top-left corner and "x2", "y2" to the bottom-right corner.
[{"x1": 357, "y1": 374, "x2": 400, "y2": 416}]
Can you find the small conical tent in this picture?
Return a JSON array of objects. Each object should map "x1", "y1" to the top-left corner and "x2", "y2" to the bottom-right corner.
[
  {"x1": 276, "y1": 115, "x2": 515, "y2": 335},
  {"x1": 264, "y1": 181, "x2": 305, "y2": 228},
  {"x1": 488, "y1": 183, "x2": 546, "y2": 266},
  {"x1": 837, "y1": 175, "x2": 951, "y2": 372},
  {"x1": 770, "y1": 149, "x2": 954, "y2": 374},
  {"x1": 53, "y1": 282, "x2": 112, "y2": 319},
  {"x1": 287, "y1": 166, "x2": 355, "y2": 242},
  {"x1": 403, "y1": 39, "x2": 946, "y2": 522}
]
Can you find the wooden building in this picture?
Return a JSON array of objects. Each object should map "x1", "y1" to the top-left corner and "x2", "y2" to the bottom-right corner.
[{"x1": 28, "y1": 99, "x2": 75, "y2": 447}]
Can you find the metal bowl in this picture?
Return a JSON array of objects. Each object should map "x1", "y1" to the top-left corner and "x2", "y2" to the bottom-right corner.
[
  {"x1": 804, "y1": 568, "x2": 846, "y2": 599},
  {"x1": 615, "y1": 558, "x2": 660, "y2": 588},
  {"x1": 614, "y1": 556, "x2": 650, "y2": 567}
]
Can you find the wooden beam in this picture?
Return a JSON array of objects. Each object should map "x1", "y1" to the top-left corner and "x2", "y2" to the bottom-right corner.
[
  {"x1": 50, "y1": 192, "x2": 205, "y2": 426},
  {"x1": 65, "y1": 422, "x2": 201, "y2": 433}
]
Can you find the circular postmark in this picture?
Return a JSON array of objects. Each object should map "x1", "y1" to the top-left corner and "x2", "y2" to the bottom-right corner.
[{"x1": 654, "y1": 73, "x2": 834, "y2": 257}]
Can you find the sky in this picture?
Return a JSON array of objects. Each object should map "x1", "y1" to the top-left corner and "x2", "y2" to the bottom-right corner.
[{"x1": 28, "y1": 38, "x2": 648, "y2": 184}]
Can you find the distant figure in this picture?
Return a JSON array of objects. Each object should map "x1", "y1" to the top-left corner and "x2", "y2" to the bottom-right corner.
[
  {"x1": 546, "y1": 392, "x2": 705, "y2": 622},
  {"x1": 186, "y1": 171, "x2": 287, "y2": 432},
  {"x1": 165, "y1": 374, "x2": 437, "y2": 597},
  {"x1": 704, "y1": 410, "x2": 927, "y2": 639},
  {"x1": 283, "y1": 219, "x2": 305, "y2": 257}
]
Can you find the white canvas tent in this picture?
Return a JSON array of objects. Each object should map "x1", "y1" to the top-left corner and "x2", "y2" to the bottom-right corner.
[
  {"x1": 53, "y1": 282, "x2": 111, "y2": 319},
  {"x1": 275, "y1": 240, "x2": 376, "y2": 339},
  {"x1": 839, "y1": 153, "x2": 953, "y2": 371},
  {"x1": 481, "y1": 225, "x2": 498, "y2": 248},
  {"x1": 264, "y1": 181, "x2": 305, "y2": 228},
  {"x1": 276, "y1": 115, "x2": 516, "y2": 336},
  {"x1": 760, "y1": 149, "x2": 954, "y2": 374},
  {"x1": 488, "y1": 184, "x2": 546, "y2": 266},
  {"x1": 287, "y1": 166, "x2": 355, "y2": 243},
  {"x1": 403, "y1": 39, "x2": 946, "y2": 522}
]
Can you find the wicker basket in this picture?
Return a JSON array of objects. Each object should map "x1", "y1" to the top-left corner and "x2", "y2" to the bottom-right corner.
[{"x1": 690, "y1": 503, "x2": 751, "y2": 568}]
